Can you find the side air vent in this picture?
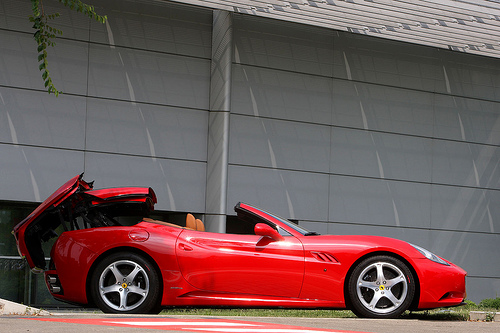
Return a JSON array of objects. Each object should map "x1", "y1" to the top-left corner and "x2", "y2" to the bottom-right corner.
[{"x1": 311, "y1": 251, "x2": 339, "y2": 263}]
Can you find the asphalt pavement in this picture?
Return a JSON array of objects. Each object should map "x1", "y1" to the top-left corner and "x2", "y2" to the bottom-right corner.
[
  {"x1": 2, "y1": 313, "x2": 500, "y2": 333},
  {"x1": 1, "y1": 299, "x2": 498, "y2": 333}
]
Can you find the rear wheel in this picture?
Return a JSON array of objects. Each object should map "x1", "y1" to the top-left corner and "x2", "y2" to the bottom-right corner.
[
  {"x1": 348, "y1": 255, "x2": 415, "y2": 318},
  {"x1": 90, "y1": 252, "x2": 161, "y2": 314}
]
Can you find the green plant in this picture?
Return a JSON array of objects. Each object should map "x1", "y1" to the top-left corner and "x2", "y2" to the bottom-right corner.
[
  {"x1": 29, "y1": 0, "x2": 107, "y2": 96},
  {"x1": 478, "y1": 297, "x2": 500, "y2": 310},
  {"x1": 484, "y1": 312, "x2": 495, "y2": 322},
  {"x1": 463, "y1": 299, "x2": 477, "y2": 307}
]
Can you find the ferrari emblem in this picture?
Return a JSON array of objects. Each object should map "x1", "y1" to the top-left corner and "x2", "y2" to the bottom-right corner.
[{"x1": 122, "y1": 283, "x2": 128, "y2": 289}]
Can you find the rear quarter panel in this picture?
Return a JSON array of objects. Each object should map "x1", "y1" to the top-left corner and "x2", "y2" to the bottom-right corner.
[{"x1": 50, "y1": 222, "x2": 183, "y2": 305}]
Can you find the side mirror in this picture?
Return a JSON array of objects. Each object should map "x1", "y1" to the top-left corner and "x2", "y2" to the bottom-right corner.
[{"x1": 254, "y1": 223, "x2": 284, "y2": 241}]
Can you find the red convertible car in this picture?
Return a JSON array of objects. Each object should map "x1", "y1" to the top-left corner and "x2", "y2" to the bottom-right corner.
[{"x1": 13, "y1": 174, "x2": 466, "y2": 318}]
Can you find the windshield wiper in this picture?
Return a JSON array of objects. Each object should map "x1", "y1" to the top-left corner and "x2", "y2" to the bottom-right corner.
[{"x1": 304, "y1": 231, "x2": 320, "y2": 236}]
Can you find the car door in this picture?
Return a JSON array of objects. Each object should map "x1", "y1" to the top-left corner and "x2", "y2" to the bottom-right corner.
[{"x1": 175, "y1": 229, "x2": 305, "y2": 298}]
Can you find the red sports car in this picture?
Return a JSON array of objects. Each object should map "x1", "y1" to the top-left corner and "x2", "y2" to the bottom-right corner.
[{"x1": 13, "y1": 174, "x2": 466, "y2": 318}]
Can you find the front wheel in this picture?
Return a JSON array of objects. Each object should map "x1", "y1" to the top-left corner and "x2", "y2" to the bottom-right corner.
[
  {"x1": 348, "y1": 255, "x2": 415, "y2": 318},
  {"x1": 90, "y1": 252, "x2": 161, "y2": 314}
]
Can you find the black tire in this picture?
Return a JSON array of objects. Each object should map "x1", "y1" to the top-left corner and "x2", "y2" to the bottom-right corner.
[
  {"x1": 348, "y1": 255, "x2": 415, "y2": 319},
  {"x1": 90, "y1": 252, "x2": 161, "y2": 314}
]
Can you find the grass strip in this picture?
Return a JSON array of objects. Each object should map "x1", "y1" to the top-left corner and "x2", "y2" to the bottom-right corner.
[{"x1": 159, "y1": 302, "x2": 497, "y2": 321}]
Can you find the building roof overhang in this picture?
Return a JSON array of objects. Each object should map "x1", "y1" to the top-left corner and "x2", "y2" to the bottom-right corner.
[{"x1": 168, "y1": 0, "x2": 500, "y2": 59}]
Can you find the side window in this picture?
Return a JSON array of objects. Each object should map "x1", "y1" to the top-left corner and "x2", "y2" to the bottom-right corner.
[
  {"x1": 226, "y1": 215, "x2": 259, "y2": 235},
  {"x1": 226, "y1": 213, "x2": 292, "y2": 236},
  {"x1": 277, "y1": 226, "x2": 292, "y2": 237}
]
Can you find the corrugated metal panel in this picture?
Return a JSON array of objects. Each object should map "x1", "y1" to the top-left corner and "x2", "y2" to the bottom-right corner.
[{"x1": 166, "y1": 0, "x2": 500, "y2": 58}]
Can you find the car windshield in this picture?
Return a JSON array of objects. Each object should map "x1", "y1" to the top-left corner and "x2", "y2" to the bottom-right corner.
[{"x1": 264, "y1": 211, "x2": 319, "y2": 236}]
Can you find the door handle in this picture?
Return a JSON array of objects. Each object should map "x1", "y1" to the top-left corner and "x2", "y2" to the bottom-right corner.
[{"x1": 179, "y1": 243, "x2": 193, "y2": 251}]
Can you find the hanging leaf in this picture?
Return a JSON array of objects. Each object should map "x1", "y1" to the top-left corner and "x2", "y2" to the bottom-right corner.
[{"x1": 30, "y1": 0, "x2": 107, "y2": 96}]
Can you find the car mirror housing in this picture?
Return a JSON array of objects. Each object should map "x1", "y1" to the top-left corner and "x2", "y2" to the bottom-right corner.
[{"x1": 254, "y1": 223, "x2": 284, "y2": 241}]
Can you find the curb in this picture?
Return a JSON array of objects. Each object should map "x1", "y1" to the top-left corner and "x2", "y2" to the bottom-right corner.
[
  {"x1": 469, "y1": 310, "x2": 500, "y2": 322},
  {"x1": 0, "y1": 298, "x2": 51, "y2": 316}
]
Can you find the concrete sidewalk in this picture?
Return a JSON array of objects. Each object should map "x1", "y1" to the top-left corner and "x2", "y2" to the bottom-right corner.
[{"x1": 0, "y1": 298, "x2": 51, "y2": 316}]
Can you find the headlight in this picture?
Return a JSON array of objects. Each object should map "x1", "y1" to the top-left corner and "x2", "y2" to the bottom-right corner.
[{"x1": 410, "y1": 243, "x2": 450, "y2": 266}]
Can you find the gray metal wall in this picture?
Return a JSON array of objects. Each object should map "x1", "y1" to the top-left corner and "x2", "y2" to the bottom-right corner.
[
  {"x1": 229, "y1": 15, "x2": 500, "y2": 302},
  {"x1": 1, "y1": 0, "x2": 499, "y2": 303},
  {"x1": 0, "y1": 0, "x2": 211, "y2": 213}
]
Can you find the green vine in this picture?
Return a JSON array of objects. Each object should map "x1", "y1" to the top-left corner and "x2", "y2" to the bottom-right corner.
[{"x1": 29, "y1": 0, "x2": 107, "y2": 96}]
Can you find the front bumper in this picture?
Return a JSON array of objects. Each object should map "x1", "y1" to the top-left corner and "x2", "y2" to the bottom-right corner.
[{"x1": 415, "y1": 259, "x2": 467, "y2": 309}]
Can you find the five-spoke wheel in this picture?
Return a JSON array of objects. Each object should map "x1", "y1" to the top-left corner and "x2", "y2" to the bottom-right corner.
[
  {"x1": 90, "y1": 252, "x2": 161, "y2": 314},
  {"x1": 348, "y1": 255, "x2": 415, "y2": 318}
]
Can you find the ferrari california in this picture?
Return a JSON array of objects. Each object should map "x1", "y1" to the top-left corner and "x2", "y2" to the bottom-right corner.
[{"x1": 13, "y1": 174, "x2": 466, "y2": 318}]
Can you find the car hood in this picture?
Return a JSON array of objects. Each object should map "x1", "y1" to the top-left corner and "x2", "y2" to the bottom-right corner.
[
  {"x1": 301, "y1": 233, "x2": 451, "y2": 265},
  {"x1": 302, "y1": 233, "x2": 415, "y2": 250}
]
